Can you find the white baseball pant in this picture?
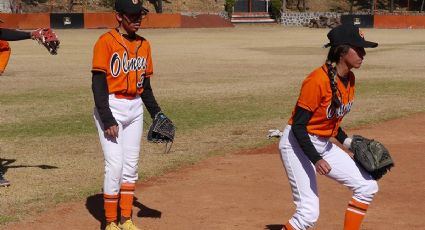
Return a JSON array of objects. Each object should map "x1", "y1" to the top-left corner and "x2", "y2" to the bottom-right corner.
[
  {"x1": 279, "y1": 125, "x2": 378, "y2": 230},
  {"x1": 94, "y1": 94, "x2": 144, "y2": 195}
]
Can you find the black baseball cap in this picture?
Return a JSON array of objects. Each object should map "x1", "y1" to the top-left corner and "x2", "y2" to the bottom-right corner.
[
  {"x1": 324, "y1": 24, "x2": 378, "y2": 48},
  {"x1": 115, "y1": 0, "x2": 149, "y2": 14}
]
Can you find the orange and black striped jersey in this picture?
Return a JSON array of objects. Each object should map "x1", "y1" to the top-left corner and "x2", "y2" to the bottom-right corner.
[
  {"x1": 288, "y1": 64, "x2": 355, "y2": 137},
  {"x1": 92, "y1": 29, "x2": 153, "y2": 96}
]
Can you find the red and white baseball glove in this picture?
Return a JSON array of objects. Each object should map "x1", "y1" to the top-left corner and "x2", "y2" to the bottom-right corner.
[{"x1": 31, "y1": 28, "x2": 60, "y2": 55}]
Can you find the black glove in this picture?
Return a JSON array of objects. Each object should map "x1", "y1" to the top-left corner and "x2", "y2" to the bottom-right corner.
[
  {"x1": 147, "y1": 112, "x2": 175, "y2": 143},
  {"x1": 351, "y1": 135, "x2": 394, "y2": 180}
]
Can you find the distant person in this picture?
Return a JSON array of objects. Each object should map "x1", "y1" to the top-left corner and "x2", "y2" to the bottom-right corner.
[{"x1": 277, "y1": 24, "x2": 379, "y2": 230}]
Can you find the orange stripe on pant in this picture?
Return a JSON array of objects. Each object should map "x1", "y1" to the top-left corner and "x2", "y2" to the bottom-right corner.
[
  {"x1": 120, "y1": 183, "x2": 136, "y2": 218},
  {"x1": 344, "y1": 198, "x2": 370, "y2": 230},
  {"x1": 0, "y1": 41, "x2": 11, "y2": 74}
]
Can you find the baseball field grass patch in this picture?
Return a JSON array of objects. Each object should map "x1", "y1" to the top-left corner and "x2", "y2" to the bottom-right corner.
[
  {"x1": 160, "y1": 91, "x2": 296, "y2": 132},
  {"x1": 339, "y1": 78, "x2": 425, "y2": 129},
  {"x1": 0, "y1": 85, "x2": 297, "y2": 138},
  {"x1": 356, "y1": 78, "x2": 425, "y2": 97},
  {"x1": 0, "y1": 87, "x2": 92, "y2": 124},
  {"x1": 0, "y1": 216, "x2": 17, "y2": 225},
  {"x1": 0, "y1": 113, "x2": 95, "y2": 138}
]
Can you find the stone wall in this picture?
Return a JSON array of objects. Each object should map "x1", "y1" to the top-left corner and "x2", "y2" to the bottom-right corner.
[{"x1": 280, "y1": 12, "x2": 341, "y2": 26}]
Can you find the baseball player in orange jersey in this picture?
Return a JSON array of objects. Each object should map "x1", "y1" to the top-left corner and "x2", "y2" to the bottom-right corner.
[
  {"x1": 0, "y1": 17, "x2": 50, "y2": 76},
  {"x1": 91, "y1": 0, "x2": 165, "y2": 229},
  {"x1": 0, "y1": 40, "x2": 11, "y2": 75},
  {"x1": 277, "y1": 24, "x2": 379, "y2": 230},
  {"x1": 0, "y1": 25, "x2": 58, "y2": 187},
  {"x1": 0, "y1": 25, "x2": 45, "y2": 76}
]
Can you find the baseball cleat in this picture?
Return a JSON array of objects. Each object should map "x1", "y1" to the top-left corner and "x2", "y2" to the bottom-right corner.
[
  {"x1": 0, "y1": 179, "x2": 10, "y2": 187},
  {"x1": 118, "y1": 219, "x2": 140, "y2": 230},
  {"x1": 105, "y1": 222, "x2": 120, "y2": 230},
  {"x1": 0, "y1": 173, "x2": 10, "y2": 187}
]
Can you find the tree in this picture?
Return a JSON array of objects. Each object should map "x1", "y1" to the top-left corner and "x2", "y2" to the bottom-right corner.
[
  {"x1": 296, "y1": 0, "x2": 306, "y2": 12},
  {"x1": 281, "y1": 0, "x2": 286, "y2": 13}
]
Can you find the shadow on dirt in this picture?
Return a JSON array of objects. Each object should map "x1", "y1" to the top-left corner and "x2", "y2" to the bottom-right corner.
[
  {"x1": 0, "y1": 158, "x2": 58, "y2": 175},
  {"x1": 86, "y1": 193, "x2": 162, "y2": 229},
  {"x1": 265, "y1": 224, "x2": 284, "y2": 230}
]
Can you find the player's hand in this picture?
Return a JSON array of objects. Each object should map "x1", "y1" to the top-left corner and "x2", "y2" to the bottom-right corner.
[
  {"x1": 105, "y1": 125, "x2": 119, "y2": 138},
  {"x1": 315, "y1": 159, "x2": 331, "y2": 175}
]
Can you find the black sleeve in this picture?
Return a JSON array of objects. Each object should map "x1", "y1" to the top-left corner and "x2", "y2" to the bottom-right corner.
[
  {"x1": 0, "y1": 29, "x2": 31, "y2": 41},
  {"x1": 92, "y1": 71, "x2": 118, "y2": 129},
  {"x1": 140, "y1": 77, "x2": 161, "y2": 119},
  {"x1": 291, "y1": 106, "x2": 322, "y2": 164},
  {"x1": 335, "y1": 127, "x2": 348, "y2": 144}
]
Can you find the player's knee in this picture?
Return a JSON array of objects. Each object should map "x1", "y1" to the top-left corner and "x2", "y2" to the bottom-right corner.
[
  {"x1": 105, "y1": 162, "x2": 123, "y2": 179},
  {"x1": 362, "y1": 179, "x2": 378, "y2": 195},
  {"x1": 354, "y1": 180, "x2": 379, "y2": 202}
]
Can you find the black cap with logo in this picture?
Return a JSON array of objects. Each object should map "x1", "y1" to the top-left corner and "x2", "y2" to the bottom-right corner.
[
  {"x1": 324, "y1": 23, "x2": 378, "y2": 48},
  {"x1": 115, "y1": 0, "x2": 149, "y2": 14}
]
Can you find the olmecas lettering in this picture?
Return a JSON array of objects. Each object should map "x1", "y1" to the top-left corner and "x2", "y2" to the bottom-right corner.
[
  {"x1": 326, "y1": 101, "x2": 353, "y2": 119},
  {"x1": 110, "y1": 51, "x2": 147, "y2": 77}
]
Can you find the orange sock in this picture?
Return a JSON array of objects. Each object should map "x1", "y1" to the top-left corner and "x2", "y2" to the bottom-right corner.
[
  {"x1": 344, "y1": 198, "x2": 369, "y2": 230},
  {"x1": 104, "y1": 194, "x2": 119, "y2": 223},
  {"x1": 283, "y1": 222, "x2": 295, "y2": 230},
  {"x1": 120, "y1": 183, "x2": 136, "y2": 218}
]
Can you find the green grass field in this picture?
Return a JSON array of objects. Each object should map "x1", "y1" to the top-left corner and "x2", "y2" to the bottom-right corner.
[{"x1": 0, "y1": 25, "x2": 424, "y2": 224}]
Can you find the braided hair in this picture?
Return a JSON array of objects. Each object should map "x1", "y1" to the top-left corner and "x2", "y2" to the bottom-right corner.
[{"x1": 326, "y1": 45, "x2": 351, "y2": 110}]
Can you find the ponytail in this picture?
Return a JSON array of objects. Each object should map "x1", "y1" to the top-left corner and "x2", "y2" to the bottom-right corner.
[
  {"x1": 325, "y1": 45, "x2": 350, "y2": 110},
  {"x1": 325, "y1": 61, "x2": 341, "y2": 109}
]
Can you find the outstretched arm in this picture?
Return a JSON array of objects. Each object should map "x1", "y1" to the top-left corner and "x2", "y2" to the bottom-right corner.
[{"x1": 0, "y1": 28, "x2": 31, "y2": 41}]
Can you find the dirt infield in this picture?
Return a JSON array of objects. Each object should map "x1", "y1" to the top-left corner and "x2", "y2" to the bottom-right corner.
[{"x1": 3, "y1": 113, "x2": 424, "y2": 230}]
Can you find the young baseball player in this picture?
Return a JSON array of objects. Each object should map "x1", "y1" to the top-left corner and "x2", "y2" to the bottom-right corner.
[
  {"x1": 91, "y1": 1, "x2": 165, "y2": 229},
  {"x1": 0, "y1": 26, "x2": 44, "y2": 75},
  {"x1": 0, "y1": 25, "x2": 59, "y2": 187},
  {"x1": 0, "y1": 40, "x2": 11, "y2": 75},
  {"x1": 278, "y1": 24, "x2": 379, "y2": 230}
]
